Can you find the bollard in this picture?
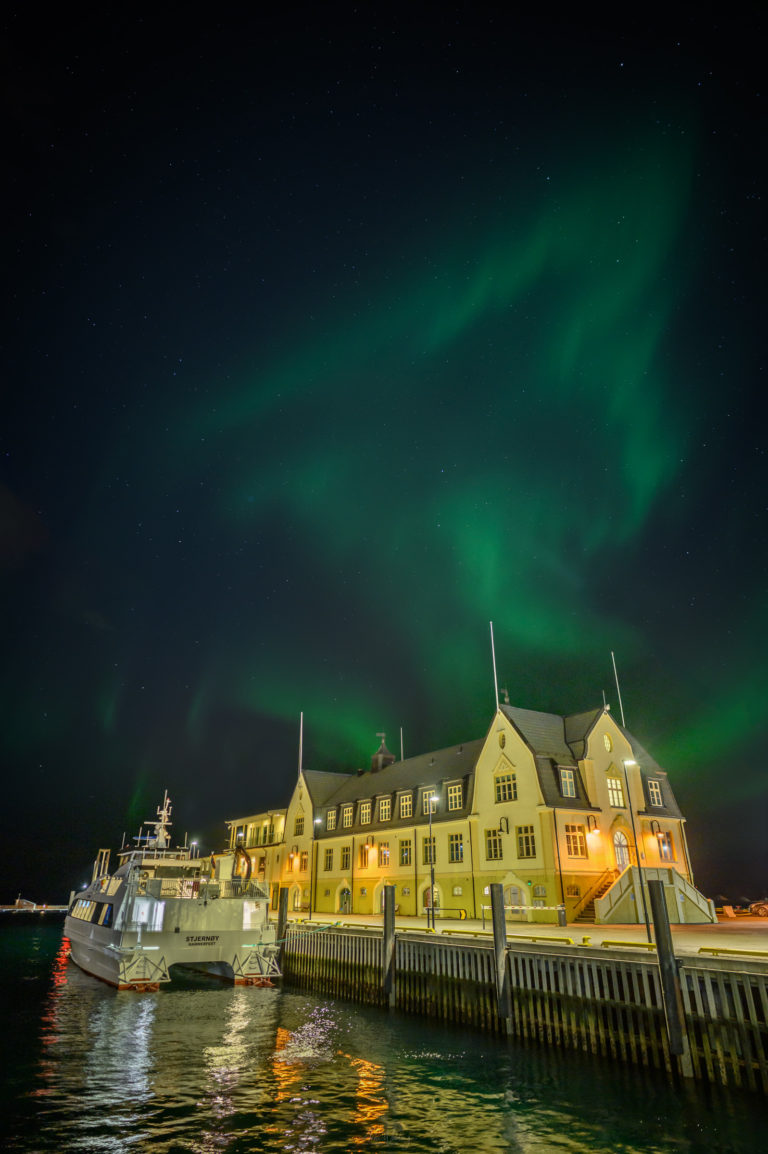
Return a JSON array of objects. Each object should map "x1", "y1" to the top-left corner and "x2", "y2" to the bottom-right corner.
[
  {"x1": 382, "y1": 884, "x2": 396, "y2": 1007},
  {"x1": 647, "y1": 879, "x2": 694, "y2": 1078},
  {"x1": 276, "y1": 887, "x2": 289, "y2": 968},
  {"x1": 490, "y1": 883, "x2": 511, "y2": 1025}
]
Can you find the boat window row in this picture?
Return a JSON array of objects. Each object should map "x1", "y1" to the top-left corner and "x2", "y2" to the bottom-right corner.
[{"x1": 69, "y1": 898, "x2": 114, "y2": 927}]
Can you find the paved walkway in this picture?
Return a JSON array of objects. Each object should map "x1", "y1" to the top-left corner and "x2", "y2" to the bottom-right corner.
[{"x1": 291, "y1": 912, "x2": 768, "y2": 959}]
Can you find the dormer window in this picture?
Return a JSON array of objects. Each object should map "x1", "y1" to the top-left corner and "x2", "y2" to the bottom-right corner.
[
  {"x1": 326, "y1": 809, "x2": 336, "y2": 831},
  {"x1": 342, "y1": 805, "x2": 354, "y2": 828},
  {"x1": 378, "y1": 797, "x2": 391, "y2": 821},
  {"x1": 648, "y1": 779, "x2": 663, "y2": 807},
  {"x1": 360, "y1": 801, "x2": 372, "y2": 824},
  {"x1": 559, "y1": 768, "x2": 576, "y2": 798},
  {"x1": 447, "y1": 783, "x2": 463, "y2": 811},
  {"x1": 399, "y1": 793, "x2": 413, "y2": 819}
]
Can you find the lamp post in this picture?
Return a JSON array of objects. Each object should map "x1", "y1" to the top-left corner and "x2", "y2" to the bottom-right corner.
[
  {"x1": 428, "y1": 794, "x2": 436, "y2": 930},
  {"x1": 622, "y1": 758, "x2": 652, "y2": 942}
]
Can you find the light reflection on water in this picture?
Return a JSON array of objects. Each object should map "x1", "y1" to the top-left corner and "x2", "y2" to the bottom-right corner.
[{"x1": 1, "y1": 921, "x2": 765, "y2": 1153}]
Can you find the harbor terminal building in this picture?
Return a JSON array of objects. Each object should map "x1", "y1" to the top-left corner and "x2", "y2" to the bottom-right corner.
[{"x1": 225, "y1": 703, "x2": 716, "y2": 925}]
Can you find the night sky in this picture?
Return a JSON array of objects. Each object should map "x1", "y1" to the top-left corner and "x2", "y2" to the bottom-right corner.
[{"x1": 3, "y1": 9, "x2": 766, "y2": 902}]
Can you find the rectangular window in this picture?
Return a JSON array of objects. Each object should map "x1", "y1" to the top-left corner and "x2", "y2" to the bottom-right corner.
[
  {"x1": 359, "y1": 844, "x2": 370, "y2": 868},
  {"x1": 607, "y1": 777, "x2": 625, "y2": 807},
  {"x1": 300, "y1": 851, "x2": 308, "y2": 871},
  {"x1": 657, "y1": 831, "x2": 674, "y2": 861},
  {"x1": 423, "y1": 836, "x2": 435, "y2": 865},
  {"x1": 360, "y1": 801, "x2": 372, "y2": 825},
  {"x1": 340, "y1": 846, "x2": 351, "y2": 871},
  {"x1": 564, "y1": 823, "x2": 587, "y2": 857},
  {"x1": 447, "y1": 783, "x2": 463, "y2": 811},
  {"x1": 268, "y1": 823, "x2": 275, "y2": 842},
  {"x1": 495, "y1": 773, "x2": 517, "y2": 803},
  {"x1": 399, "y1": 793, "x2": 413, "y2": 819},
  {"x1": 294, "y1": 815, "x2": 304, "y2": 836},
  {"x1": 517, "y1": 825, "x2": 536, "y2": 858},
  {"x1": 485, "y1": 829, "x2": 503, "y2": 860},
  {"x1": 342, "y1": 806, "x2": 353, "y2": 828},
  {"x1": 379, "y1": 797, "x2": 391, "y2": 821},
  {"x1": 449, "y1": 833, "x2": 463, "y2": 863},
  {"x1": 326, "y1": 810, "x2": 336, "y2": 831},
  {"x1": 422, "y1": 790, "x2": 437, "y2": 815},
  {"x1": 379, "y1": 841, "x2": 390, "y2": 866},
  {"x1": 648, "y1": 779, "x2": 663, "y2": 807},
  {"x1": 399, "y1": 839, "x2": 411, "y2": 866},
  {"x1": 559, "y1": 768, "x2": 576, "y2": 798},
  {"x1": 324, "y1": 848, "x2": 333, "y2": 871}
]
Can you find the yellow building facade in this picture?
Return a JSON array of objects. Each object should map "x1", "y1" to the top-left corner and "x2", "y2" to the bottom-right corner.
[{"x1": 227, "y1": 704, "x2": 715, "y2": 925}]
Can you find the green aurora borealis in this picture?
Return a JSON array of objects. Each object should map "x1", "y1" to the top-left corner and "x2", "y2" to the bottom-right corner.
[{"x1": 3, "y1": 10, "x2": 765, "y2": 895}]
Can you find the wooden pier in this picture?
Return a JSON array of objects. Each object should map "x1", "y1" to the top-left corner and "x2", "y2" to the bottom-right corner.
[{"x1": 282, "y1": 898, "x2": 768, "y2": 1094}]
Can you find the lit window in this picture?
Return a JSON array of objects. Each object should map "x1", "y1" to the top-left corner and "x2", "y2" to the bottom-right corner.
[
  {"x1": 422, "y1": 790, "x2": 437, "y2": 815},
  {"x1": 564, "y1": 824, "x2": 587, "y2": 857},
  {"x1": 447, "y1": 784, "x2": 463, "y2": 811},
  {"x1": 495, "y1": 773, "x2": 517, "y2": 802},
  {"x1": 326, "y1": 810, "x2": 336, "y2": 831},
  {"x1": 517, "y1": 826, "x2": 536, "y2": 858},
  {"x1": 559, "y1": 768, "x2": 576, "y2": 798},
  {"x1": 423, "y1": 836, "x2": 435, "y2": 865},
  {"x1": 399, "y1": 794, "x2": 413, "y2": 819},
  {"x1": 294, "y1": 815, "x2": 304, "y2": 836},
  {"x1": 359, "y1": 844, "x2": 370, "y2": 868},
  {"x1": 449, "y1": 833, "x2": 463, "y2": 863},
  {"x1": 379, "y1": 841, "x2": 390, "y2": 866},
  {"x1": 379, "y1": 798, "x2": 391, "y2": 821},
  {"x1": 299, "y1": 851, "x2": 308, "y2": 871},
  {"x1": 340, "y1": 846, "x2": 351, "y2": 871},
  {"x1": 648, "y1": 779, "x2": 663, "y2": 807},
  {"x1": 342, "y1": 806, "x2": 353, "y2": 828},
  {"x1": 657, "y1": 831, "x2": 674, "y2": 861},
  {"x1": 360, "y1": 801, "x2": 372, "y2": 824},
  {"x1": 399, "y1": 840, "x2": 411, "y2": 866},
  {"x1": 485, "y1": 829, "x2": 503, "y2": 860},
  {"x1": 607, "y1": 776, "x2": 625, "y2": 807},
  {"x1": 324, "y1": 848, "x2": 333, "y2": 871}
]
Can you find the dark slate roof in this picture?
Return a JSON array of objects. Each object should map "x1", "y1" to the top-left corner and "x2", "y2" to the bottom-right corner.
[
  {"x1": 622, "y1": 732, "x2": 683, "y2": 818},
  {"x1": 563, "y1": 709, "x2": 603, "y2": 760},
  {"x1": 501, "y1": 705, "x2": 576, "y2": 764},
  {"x1": 313, "y1": 739, "x2": 484, "y2": 838},
  {"x1": 302, "y1": 770, "x2": 355, "y2": 809}
]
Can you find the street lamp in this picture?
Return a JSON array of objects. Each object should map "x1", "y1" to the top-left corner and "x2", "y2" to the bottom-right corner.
[{"x1": 622, "y1": 759, "x2": 652, "y2": 942}]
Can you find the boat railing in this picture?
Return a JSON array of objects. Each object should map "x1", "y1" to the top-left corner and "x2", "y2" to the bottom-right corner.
[{"x1": 142, "y1": 877, "x2": 269, "y2": 901}]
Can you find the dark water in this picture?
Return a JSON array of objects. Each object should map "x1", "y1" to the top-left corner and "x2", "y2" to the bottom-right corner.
[{"x1": 1, "y1": 917, "x2": 764, "y2": 1153}]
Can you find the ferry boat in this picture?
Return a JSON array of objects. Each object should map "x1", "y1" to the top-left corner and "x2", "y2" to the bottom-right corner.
[{"x1": 65, "y1": 792, "x2": 281, "y2": 990}]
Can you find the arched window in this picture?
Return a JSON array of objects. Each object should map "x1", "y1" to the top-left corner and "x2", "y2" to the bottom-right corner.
[{"x1": 613, "y1": 830, "x2": 630, "y2": 870}]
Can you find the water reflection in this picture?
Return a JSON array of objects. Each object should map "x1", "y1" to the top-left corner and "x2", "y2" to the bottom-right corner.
[{"x1": 1, "y1": 923, "x2": 763, "y2": 1154}]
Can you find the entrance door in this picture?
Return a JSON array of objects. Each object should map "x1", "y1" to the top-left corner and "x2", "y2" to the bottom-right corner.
[
  {"x1": 339, "y1": 888, "x2": 351, "y2": 914},
  {"x1": 613, "y1": 830, "x2": 630, "y2": 870}
]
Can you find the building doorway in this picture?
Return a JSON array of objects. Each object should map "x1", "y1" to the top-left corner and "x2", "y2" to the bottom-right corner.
[
  {"x1": 614, "y1": 830, "x2": 630, "y2": 870},
  {"x1": 339, "y1": 888, "x2": 351, "y2": 914}
]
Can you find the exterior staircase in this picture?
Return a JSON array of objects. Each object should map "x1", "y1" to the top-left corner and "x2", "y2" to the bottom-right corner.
[{"x1": 573, "y1": 872, "x2": 617, "y2": 924}]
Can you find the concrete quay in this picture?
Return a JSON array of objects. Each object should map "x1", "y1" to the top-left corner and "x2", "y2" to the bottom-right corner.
[{"x1": 291, "y1": 911, "x2": 768, "y2": 961}]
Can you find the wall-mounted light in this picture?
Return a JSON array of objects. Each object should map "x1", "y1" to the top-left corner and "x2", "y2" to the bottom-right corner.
[
  {"x1": 366, "y1": 835, "x2": 375, "y2": 847},
  {"x1": 650, "y1": 819, "x2": 662, "y2": 837},
  {"x1": 586, "y1": 815, "x2": 600, "y2": 836}
]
